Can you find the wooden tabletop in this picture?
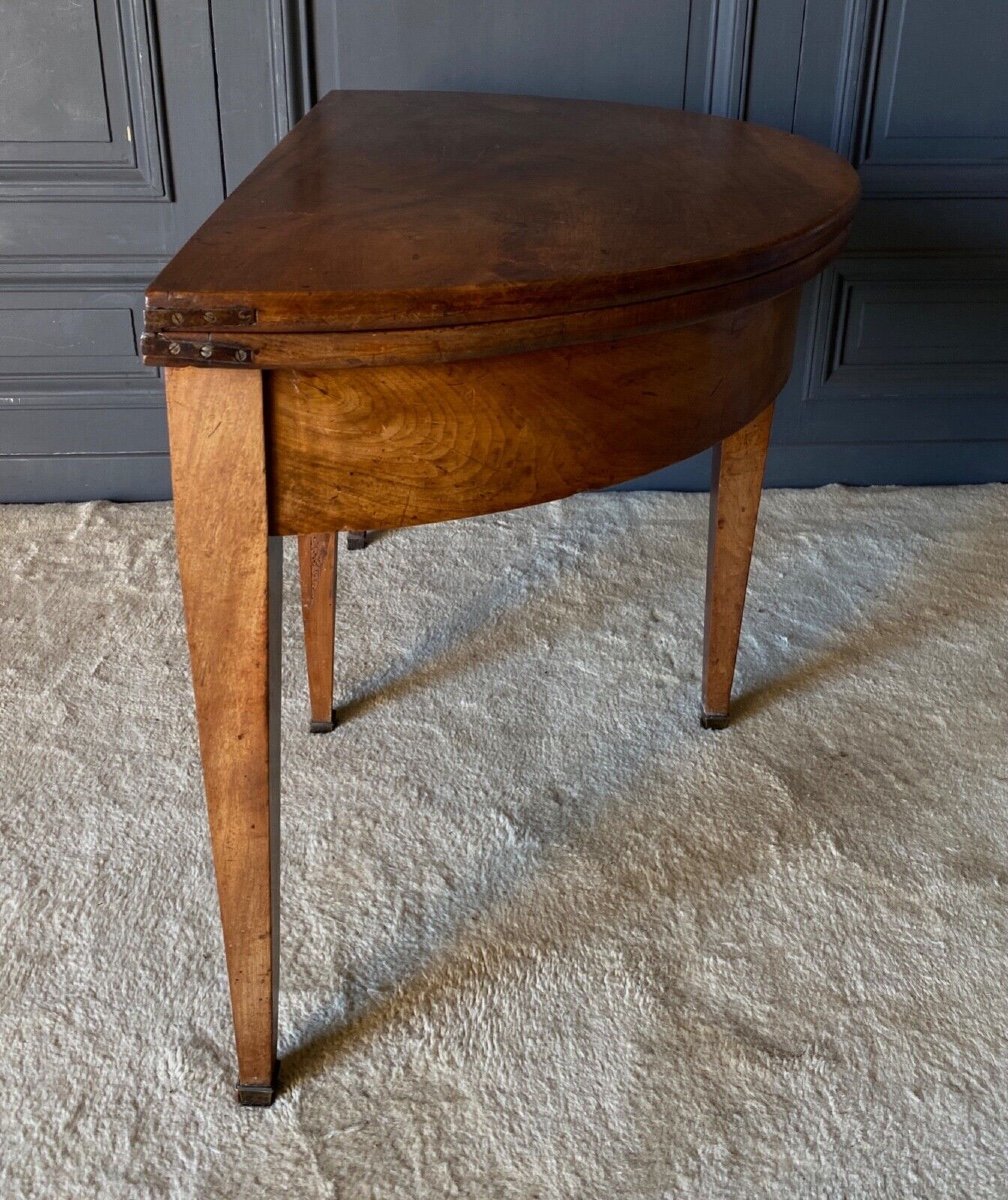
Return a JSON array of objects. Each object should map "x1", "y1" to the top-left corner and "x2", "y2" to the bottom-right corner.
[{"x1": 145, "y1": 90, "x2": 859, "y2": 339}]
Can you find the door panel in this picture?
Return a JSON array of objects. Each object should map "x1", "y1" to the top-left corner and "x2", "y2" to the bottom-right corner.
[
  {"x1": 320, "y1": 0, "x2": 708, "y2": 108},
  {"x1": 0, "y1": 0, "x2": 289, "y2": 500},
  {"x1": 728, "y1": 0, "x2": 1007, "y2": 483},
  {"x1": 1, "y1": 5, "x2": 109, "y2": 144},
  {"x1": 867, "y1": 0, "x2": 1008, "y2": 169}
]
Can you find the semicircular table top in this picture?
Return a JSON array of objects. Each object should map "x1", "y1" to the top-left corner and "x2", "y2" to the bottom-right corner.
[{"x1": 146, "y1": 89, "x2": 860, "y2": 334}]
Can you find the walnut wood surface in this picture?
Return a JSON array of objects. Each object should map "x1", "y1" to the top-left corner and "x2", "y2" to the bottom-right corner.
[
  {"x1": 298, "y1": 533, "x2": 338, "y2": 732},
  {"x1": 145, "y1": 90, "x2": 859, "y2": 337},
  {"x1": 267, "y1": 290, "x2": 800, "y2": 535},
  {"x1": 142, "y1": 227, "x2": 846, "y2": 370},
  {"x1": 701, "y1": 403, "x2": 775, "y2": 727},
  {"x1": 165, "y1": 367, "x2": 281, "y2": 1104}
]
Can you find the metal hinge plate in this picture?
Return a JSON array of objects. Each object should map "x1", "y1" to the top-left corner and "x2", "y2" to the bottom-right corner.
[
  {"x1": 141, "y1": 333, "x2": 256, "y2": 366},
  {"x1": 145, "y1": 305, "x2": 258, "y2": 332}
]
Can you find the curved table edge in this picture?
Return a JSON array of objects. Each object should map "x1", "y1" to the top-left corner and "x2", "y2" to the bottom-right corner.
[{"x1": 143, "y1": 223, "x2": 851, "y2": 372}]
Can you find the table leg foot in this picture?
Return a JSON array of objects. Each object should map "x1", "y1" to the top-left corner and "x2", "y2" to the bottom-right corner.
[
  {"x1": 309, "y1": 717, "x2": 336, "y2": 734},
  {"x1": 700, "y1": 710, "x2": 730, "y2": 730},
  {"x1": 701, "y1": 403, "x2": 774, "y2": 724},
  {"x1": 347, "y1": 529, "x2": 371, "y2": 551},
  {"x1": 236, "y1": 1062, "x2": 279, "y2": 1107}
]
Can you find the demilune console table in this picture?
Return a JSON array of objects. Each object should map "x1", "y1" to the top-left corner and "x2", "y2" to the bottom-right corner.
[{"x1": 142, "y1": 90, "x2": 859, "y2": 1104}]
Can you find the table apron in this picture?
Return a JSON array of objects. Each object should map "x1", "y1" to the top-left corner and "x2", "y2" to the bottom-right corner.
[{"x1": 265, "y1": 288, "x2": 801, "y2": 535}]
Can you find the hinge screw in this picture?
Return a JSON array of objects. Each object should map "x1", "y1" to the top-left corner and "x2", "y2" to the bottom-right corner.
[
  {"x1": 200, "y1": 344, "x2": 213, "y2": 359},
  {"x1": 204, "y1": 311, "x2": 216, "y2": 322},
  {"x1": 170, "y1": 312, "x2": 184, "y2": 326},
  {"x1": 234, "y1": 349, "x2": 248, "y2": 362},
  {"x1": 168, "y1": 341, "x2": 181, "y2": 355}
]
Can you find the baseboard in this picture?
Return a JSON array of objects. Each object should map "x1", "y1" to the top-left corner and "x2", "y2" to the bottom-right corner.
[
  {"x1": 1, "y1": 442, "x2": 1004, "y2": 504},
  {"x1": 0, "y1": 455, "x2": 172, "y2": 503},
  {"x1": 619, "y1": 442, "x2": 1008, "y2": 491}
]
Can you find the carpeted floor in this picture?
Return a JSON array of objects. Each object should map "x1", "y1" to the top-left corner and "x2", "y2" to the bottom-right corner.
[{"x1": 1, "y1": 486, "x2": 1006, "y2": 1198}]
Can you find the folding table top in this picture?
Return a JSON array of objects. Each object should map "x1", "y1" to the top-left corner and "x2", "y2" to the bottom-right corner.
[{"x1": 144, "y1": 90, "x2": 859, "y2": 341}]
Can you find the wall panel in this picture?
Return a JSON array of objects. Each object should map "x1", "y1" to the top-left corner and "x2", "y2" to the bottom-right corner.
[{"x1": 1, "y1": 0, "x2": 1005, "y2": 499}]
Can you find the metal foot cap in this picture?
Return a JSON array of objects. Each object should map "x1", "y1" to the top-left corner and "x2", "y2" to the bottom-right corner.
[
  {"x1": 236, "y1": 1065, "x2": 278, "y2": 1106},
  {"x1": 700, "y1": 710, "x2": 730, "y2": 731},
  {"x1": 309, "y1": 717, "x2": 336, "y2": 734}
]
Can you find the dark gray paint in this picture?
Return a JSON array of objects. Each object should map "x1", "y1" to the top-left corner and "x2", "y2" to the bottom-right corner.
[
  {"x1": 0, "y1": 3, "x2": 109, "y2": 143},
  {"x1": 209, "y1": 1, "x2": 303, "y2": 192},
  {"x1": 0, "y1": 0, "x2": 231, "y2": 501},
  {"x1": 872, "y1": 0, "x2": 1007, "y2": 156},
  {"x1": 1, "y1": 0, "x2": 1005, "y2": 501},
  {"x1": 325, "y1": 0, "x2": 701, "y2": 107}
]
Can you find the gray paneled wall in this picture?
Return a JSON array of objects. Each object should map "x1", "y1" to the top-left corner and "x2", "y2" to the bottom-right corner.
[
  {"x1": 0, "y1": 0, "x2": 1005, "y2": 501},
  {"x1": 0, "y1": 0, "x2": 298, "y2": 502}
]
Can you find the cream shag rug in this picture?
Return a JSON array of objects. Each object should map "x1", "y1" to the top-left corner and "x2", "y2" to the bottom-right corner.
[{"x1": 0, "y1": 487, "x2": 1006, "y2": 1199}]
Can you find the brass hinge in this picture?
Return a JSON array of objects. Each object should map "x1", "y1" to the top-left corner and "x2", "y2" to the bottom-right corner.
[
  {"x1": 141, "y1": 333, "x2": 255, "y2": 365},
  {"x1": 145, "y1": 305, "x2": 257, "y2": 332}
]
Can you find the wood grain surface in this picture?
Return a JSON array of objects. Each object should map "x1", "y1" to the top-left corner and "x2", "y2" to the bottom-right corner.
[
  {"x1": 142, "y1": 228, "x2": 845, "y2": 370},
  {"x1": 701, "y1": 403, "x2": 776, "y2": 727},
  {"x1": 165, "y1": 366, "x2": 281, "y2": 1105},
  {"x1": 267, "y1": 290, "x2": 800, "y2": 534},
  {"x1": 145, "y1": 90, "x2": 859, "y2": 336},
  {"x1": 298, "y1": 532, "x2": 338, "y2": 733}
]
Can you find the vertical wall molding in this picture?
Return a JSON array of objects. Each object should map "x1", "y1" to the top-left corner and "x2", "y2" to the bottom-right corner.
[
  {"x1": 273, "y1": 0, "x2": 316, "y2": 130},
  {"x1": 703, "y1": 0, "x2": 757, "y2": 118},
  {"x1": 829, "y1": 0, "x2": 875, "y2": 157}
]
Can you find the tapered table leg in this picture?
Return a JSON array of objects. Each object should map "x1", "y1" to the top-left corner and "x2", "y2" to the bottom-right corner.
[
  {"x1": 701, "y1": 402, "x2": 774, "y2": 729},
  {"x1": 166, "y1": 366, "x2": 282, "y2": 1106},
  {"x1": 298, "y1": 532, "x2": 337, "y2": 733}
]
